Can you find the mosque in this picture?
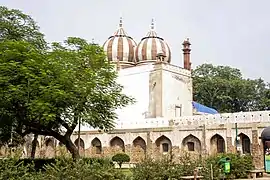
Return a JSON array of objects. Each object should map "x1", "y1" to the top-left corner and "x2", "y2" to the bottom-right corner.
[{"x1": 22, "y1": 18, "x2": 270, "y2": 170}]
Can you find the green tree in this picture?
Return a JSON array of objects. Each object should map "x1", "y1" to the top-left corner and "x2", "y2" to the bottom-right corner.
[
  {"x1": 192, "y1": 64, "x2": 269, "y2": 113},
  {"x1": 112, "y1": 153, "x2": 130, "y2": 168},
  {"x1": 0, "y1": 6, "x2": 46, "y2": 49},
  {"x1": 0, "y1": 6, "x2": 47, "y2": 150},
  {"x1": 0, "y1": 38, "x2": 133, "y2": 158}
]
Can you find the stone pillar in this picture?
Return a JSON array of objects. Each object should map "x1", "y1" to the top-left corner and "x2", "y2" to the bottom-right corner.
[
  {"x1": 226, "y1": 123, "x2": 234, "y2": 153},
  {"x1": 226, "y1": 137, "x2": 234, "y2": 153},
  {"x1": 146, "y1": 131, "x2": 153, "y2": 158},
  {"x1": 202, "y1": 124, "x2": 208, "y2": 155},
  {"x1": 251, "y1": 126, "x2": 264, "y2": 169}
]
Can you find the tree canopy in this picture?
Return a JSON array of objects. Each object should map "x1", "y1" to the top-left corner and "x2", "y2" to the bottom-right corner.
[
  {"x1": 0, "y1": 6, "x2": 46, "y2": 49},
  {"x1": 193, "y1": 63, "x2": 270, "y2": 113},
  {"x1": 0, "y1": 6, "x2": 133, "y2": 158}
]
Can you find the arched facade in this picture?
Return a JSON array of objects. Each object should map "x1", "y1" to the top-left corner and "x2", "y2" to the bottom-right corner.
[
  {"x1": 45, "y1": 138, "x2": 54, "y2": 147},
  {"x1": 110, "y1": 136, "x2": 125, "y2": 152},
  {"x1": 91, "y1": 138, "x2": 102, "y2": 154},
  {"x1": 210, "y1": 134, "x2": 225, "y2": 154},
  {"x1": 74, "y1": 138, "x2": 85, "y2": 149},
  {"x1": 133, "y1": 136, "x2": 146, "y2": 152},
  {"x1": 238, "y1": 133, "x2": 251, "y2": 154},
  {"x1": 155, "y1": 135, "x2": 172, "y2": 153},
  {"x1": 182, "y1": 134, "x2": 201, "y2": 153}
]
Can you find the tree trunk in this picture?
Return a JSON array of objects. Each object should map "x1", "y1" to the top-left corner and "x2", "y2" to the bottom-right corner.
[
  {"x1": 64, "y1": 136, "x2": 80, "y2": 159},
  {"x1": 31, "y1": 134, "x2": 38, "y2": 159}
]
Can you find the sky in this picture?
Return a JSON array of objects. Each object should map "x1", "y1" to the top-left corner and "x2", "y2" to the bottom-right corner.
[{"x1": 1, "y1": 0, "x2": 270, "y2": 82}]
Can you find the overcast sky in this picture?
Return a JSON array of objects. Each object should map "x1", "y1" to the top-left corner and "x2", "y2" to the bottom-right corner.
[{"x1": 2, "y1": 0, "x2": 270, "y2": 82}]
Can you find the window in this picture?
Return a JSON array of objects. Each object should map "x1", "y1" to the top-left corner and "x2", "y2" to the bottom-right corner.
[
  {"x1": 187, "y1": 142, "x2": 195, "y2": 151},
  {"x1": 175, "y1": 105, "x2": 182, "y2": 117},
  {"x1": 162, "y1": 143, "x2": 169, "y2": 152}
]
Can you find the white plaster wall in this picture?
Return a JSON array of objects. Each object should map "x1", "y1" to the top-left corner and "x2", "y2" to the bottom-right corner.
[
  {"x1": 162, "y1": 65, "x2": 193, "y2": 118},
  {"x1": 115, "y1": 64, "x2": 153, "y2": 124}
]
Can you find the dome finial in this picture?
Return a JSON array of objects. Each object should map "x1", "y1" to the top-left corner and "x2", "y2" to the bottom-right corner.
[
  {"x1": 151, "y1": 18, "x2": 154, "y2": 30},
  {"x1": 119, "y1": 17, "x2": 123, "y2": 27}
]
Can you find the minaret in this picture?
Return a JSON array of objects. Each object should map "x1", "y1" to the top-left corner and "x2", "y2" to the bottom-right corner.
[{"x1": 182, "y1": 38, "x2": 191, "y2": 70}]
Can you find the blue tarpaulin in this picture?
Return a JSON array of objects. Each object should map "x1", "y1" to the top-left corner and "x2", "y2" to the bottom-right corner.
[{"x1": 192, "y1": 101, "x2": 218, "y2": 114}]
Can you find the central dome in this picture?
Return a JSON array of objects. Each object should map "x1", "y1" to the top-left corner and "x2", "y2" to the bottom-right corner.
[
  {"x1": 103, "y1": 18, "x2": 137, "y2": 66},
  {"x1": 135, "y1": 20, "x2": 171, "y2": 64}
]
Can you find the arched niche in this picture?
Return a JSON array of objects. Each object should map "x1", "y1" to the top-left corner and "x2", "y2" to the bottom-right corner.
[
  {"x1": 155, "y1": 135, "x2": 172, "y2": 153},
  {"x1": 74, "y1": 138, "x2": 85, "y2": 149},
  {"x1": 182, "y1": 134, "x2": 201, "y2": 152},
  {"x1": 91, "y1": 137, "x2": 102, "y2": 154},
  {"x1": 210, "y1": 134, "x2": 225, "y2": 154},
  {"x1": 45, "y1": 138, "x2": 54, "y2": 148},
  {"x1": 133, "y1": 136, "x2": 146, "y2": 152},
  {"x1": 110, "y1": 136, "x2": 125, "y2": 152},
  {"x1": 238, "y1": 133, "x2": 251, "y2": 154}
]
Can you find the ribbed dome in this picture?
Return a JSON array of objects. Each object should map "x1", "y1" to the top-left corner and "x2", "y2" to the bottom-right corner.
[
  {"x1": 135, "y1": 20, "x2": 171, "y2": 63},
  {"x1": 103, "y1": 18, "x2": 137, "y2": 66}
]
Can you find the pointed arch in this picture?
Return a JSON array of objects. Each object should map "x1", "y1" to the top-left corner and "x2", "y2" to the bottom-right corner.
[
  {"x1": 155, "y1": 135, "x2": 172, "y2": 153},
  {"x1": 74, "y1": 138, "x2": 85, "y2": 149},
  {"x1": 45, "y1": 138, "x2": 54, "y2": 147},
  {"x1": 91, "y1": 137, "x2": 102, "y2": 154},
  {"x1": 238, "y1": 133, "x2": 251, "y2": 154},
  {"x1": 133, "y1": 136, "x2": 146, "y2": 152},
  {"x1": 182, "y1": 134, "x2": 201, "y2": 152},
  {"x1": 110, "y1": 136, "x2": 125, "y2": 152},
  {"x1": 210, "y1": 134, "x2": 225, "y2": 154}
]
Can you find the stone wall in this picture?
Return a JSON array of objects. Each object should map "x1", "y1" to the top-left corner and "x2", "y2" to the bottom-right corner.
[{"x1": 1, "y1": 121, "x2": 269, "y2": 170}]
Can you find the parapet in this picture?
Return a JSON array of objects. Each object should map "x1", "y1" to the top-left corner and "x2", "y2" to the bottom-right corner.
[{"x1": 113, "y1": 110, "x2": 270, "y2": 129}]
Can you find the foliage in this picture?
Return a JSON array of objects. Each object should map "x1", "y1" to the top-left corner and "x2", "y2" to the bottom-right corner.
[
  {"x1": 112, "y1": 153, "x2": 131, "y2": 168},
  {"x1": 0, "y1": 5, "x2": 46, "y2": 146},
  {"x1": 0, "y1": 38, "x2": 133, "y2": 158},
  {"x1": 201, "y1": 153, "x2": 254, "y2": 179},
  {"x1": 132, "y1": 153, "x2": 253, "y2": 180},
  {"x1": 132, "y1": 156, "x2": 195, "y2": 180},
  {"x1": 0, "y1": 157, "x2": 38, "y2": 180},
  {"x1": 0, "y1": 6, "x2": 133, "y2": 158},
  {"x1": 0, "y1": 157, "x2": 114, "y2": 172},
  {"x1": 192, "y1": 63, "x2": 270, "y2": 113},
  {"x1": 42, "y1": 158, "x2": 129, "y2": 180},
  {"x1": 0, "y1": 6, "x2": 46, "y2": 49},
  {"x1": 0, "y1": 153, "x2": 255, "y2": 179},
  {"x1": 0, "y1": 157, "x2": 128, "y2": 180}
]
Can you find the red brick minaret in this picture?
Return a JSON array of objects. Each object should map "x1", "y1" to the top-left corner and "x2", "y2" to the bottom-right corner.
[{"x1": 182, "y1": 38, "x2": 191, "y2": 70}]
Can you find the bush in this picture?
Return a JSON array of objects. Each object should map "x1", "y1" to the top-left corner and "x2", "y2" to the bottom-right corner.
[
  {"x1": 0, "y1": 153, "x2": 254, "y2": 179},
  {"x1": 201, "y1": 153, "x2": 254, "y2": 179},
  {"x1": 43, "y1": 158, "x2": 129, "y2": 180},
  {"x1": 0, "y1": 158, "x2": 39, "y2": 180},
  {"x1": 112, "y1": 153, "x2": 130, "y2": 168},
  {"x1": 132, "y1": 157, "x2": 179, "y2": 180},
  {"x1": 0, "y1": 157, "x2": 114, "y2": 172},
  {"x1": 132, "y1": 153, "x2": 254, "y2": 180},
  {"x1": 0, "y1": 157, "x2": 128, "y2": 180}
]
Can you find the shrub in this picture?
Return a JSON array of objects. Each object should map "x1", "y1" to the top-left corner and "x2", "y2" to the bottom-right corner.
[
  {"x1": 201, "y1": 153, "x2": 254, "y2": 179},
  {"x1": 112, "y1": 153, "x2": 130, "y2": 168},
  {"x1": 43, "y1": 158, "x2": 129, "y2": 180},
  {"x1": 0, "y1": 158, "x2": 39, "y2": 180},
  {"x1": 132, "y1": 157, "x2": 180, "y2": 180},
  {"x1": 0, "y1": 157, "x2": 114, "y2": 172}
]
